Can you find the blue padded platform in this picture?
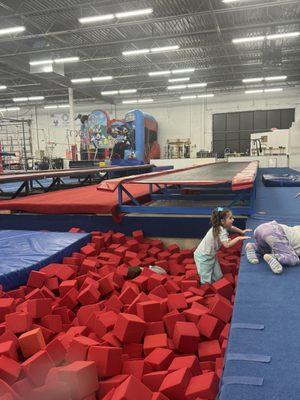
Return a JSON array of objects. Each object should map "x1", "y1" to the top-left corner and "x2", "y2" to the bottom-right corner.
[
  {"x1": 0, "y1": 230, "x2": 90, "y2": 290},
  {"x1": 262, "y1": 170, "x2": 300, "y2": 187},
  {"x1": 220, "y1": 168, "x2": 300, "y2": 400}
]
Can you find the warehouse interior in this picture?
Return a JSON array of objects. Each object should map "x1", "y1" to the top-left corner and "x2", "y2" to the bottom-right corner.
[{"x1": 0, "y1": 1, "x2": 299, "y2": 399}]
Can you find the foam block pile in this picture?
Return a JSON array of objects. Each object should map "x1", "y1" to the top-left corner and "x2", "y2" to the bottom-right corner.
[{"x1": 0, "y1": 228, "x2": 242, "y2": 400}]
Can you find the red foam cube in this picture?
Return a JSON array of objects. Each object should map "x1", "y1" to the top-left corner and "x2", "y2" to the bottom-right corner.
[
  {"x1": 22, "y1": 350, "x2": 54, "y2": 386},
  {"x1": 159, "y1": 367, "x2": 192, "y2": 400},
  {"x1": 119, "y1": 286, "x2": 140, "y2": 305},
  {"x1": 122, "y1": 359, "x2": 152, "y2": 380},
  {"x1": 132, "y1": 230, "x2": 144, "y2": 242},
  {"x1": 19, "y1": 327, "x2": 46, "y2": 358},
  {"x1": 65, "y1": 336, "x2": 99, "y2": 363},
  {"x1": 41, "y1": 314, "x2": 63, "y2": 333},
  {"x1": 0, "y1": 355, "x2": 21, "y2": 385},
  {"x1": 46, "y1": 337, "x2": 67, "y2": 366},
  {"x1": 77, "y1": 284, "x2": 100, "y2": 305},
  {"x1": 137, "y1": 301, "x2": 162, "y2": 322},
  {"x1": 5, "y1": 312, "x2": 32, "y2": 334},
  {"x1": 27, "y1": 270, "x2": 47, "y2": 288},
  {"x1": 123, "y1": 343, "x2": 143, "y2": 359},
  {"x1": 168, "y1": 355, "x2": 202, "y2": 376},
  {"x1": 94, "y1": 311, "x2": 117, "y2": 338},
  {"x1": 81, "y1": 244, "x2": 97, "y2": 257},
  {"x1": 99, "y1": 375, "x2": 129, "y2": 398},
  {"x1": 167, "y1": 294, "x2": 188, "y2": 312},
  {"x1": 197, "y1": 314, "x2": 224, "y2": 340},
  {"x1": 142, "y1": 371, "x2": 169, "y2": 392},
  {"x1": 185, "y1": 372, "x2": 219, "y2": 400},
  {"x1": 163, "y1": 310, "x2": 186, "y2": 338},
  {"x1": 87, "y1": 346, "x2": 122, "y2": 378},
  {"x1": 0, "y1": 340, "x2": 18, "y2": 361},
  {"x1": 112, "y1": 375, "x2": 152, "y2": 400},
  {"x1": 209, "y1": 295, "x2": 233, "y2": 323},
  {"x1": 144, "y1": 348, "x2": 174, "y2": 371},
  {"x1": 212, "y1": 278, "x2": 234, "y2": 300},
  {"x1": 183, "y1": 306, "x2": 209, "y2": 324},
  {"x1": 59, "y1": 280, "x2": 77, "y2": 297},
  {"x1": 152, "y1": 393, "x2": 170, "y2": 400},
  {"x1": 198, "y1": 340, "x2": 221, "y2": 362},
  {"x1": 27, "y1": 298, "x2": 52, "y2": 319},
  {"x1": 173, "y1": 322, "x2": 199, "y2": 354},
  {"x1": 145, "y1": 321, "x2": 165, "y2": 335},
  {"x1": 113, "y1": 313, "x2": 146, "y2": 344},
  {"x1": 144, "y1": 333, "x2": 168, "y2": 356}
]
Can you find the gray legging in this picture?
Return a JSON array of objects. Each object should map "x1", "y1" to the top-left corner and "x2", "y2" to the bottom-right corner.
[{"x1": 252, "y1": 220, "x2": 299, "y2": 266}]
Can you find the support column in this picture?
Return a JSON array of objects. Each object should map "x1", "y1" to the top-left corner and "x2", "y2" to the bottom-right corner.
[{"x1": 68, "y1": 87, "x2": 75, "y2": 134}]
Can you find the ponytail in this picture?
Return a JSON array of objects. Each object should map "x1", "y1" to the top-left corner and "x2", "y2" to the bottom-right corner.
[{"x1": 211, "y1": 207, "x2": 230, "y2": 238}]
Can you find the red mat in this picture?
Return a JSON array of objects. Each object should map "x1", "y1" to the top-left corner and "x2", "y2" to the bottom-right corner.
[{"x1": 0, "y1": 184, "x2": 151, "y2": 215}]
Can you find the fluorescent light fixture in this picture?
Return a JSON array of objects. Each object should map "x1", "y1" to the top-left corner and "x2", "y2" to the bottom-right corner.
[
  {"x1": 149, "y1": 70, "x2": 171, "y2": 76},
  {"x1": 187, "y1": 83, "x2": 207, "y2": 88},
  {"x1": 180, "y1": 95, "x2": 197, "y2": 100},
  {"x1": 167, "y1": 85, "x2": 187, "y2": 90},
  {"x1": 79, "y1": 14, "x2": 114, "y2": 24},
  {"x1": 43, "y1": 65, "x2": 53, "y2": 73},
  {"x1": 223, "y1": 0, "x2": 239, "y2": 2},
  {"x1": 138, "y1": 99, "x2": 153, "y2": 103},
  {"x1": 245, "y1": 90, "x2": 264, "y2": 94},
  {"x1": 29, "y1": 59, "x2": 53, "y2": 66},
  {"x1": 0, "y1": 26, "x2": 25, "y2": 36},
  {"x1": 264, "y1": 88, "x2": 283, "y2": 92},
  {"x1": 265, "y1": 76, "x2": 287, "y2": 81},
  {"x1": 0, "y1": 85, "x2": 7, "y2": 90},
  {"x1": 119, "y1": 89, "x2": 137, "y2": 94},
  {"x1": 28, "y1": 96, "x2": 44, "y2": 101},
  {"x1": 197, "y1": 94, "x2": 214, "y2": 98},
  {"x1": 0, "y1": 107, "x2": 20, "y2": 112},
  {"x1": 54, "y1": 57, "x2": 79, "y2": 64},
  {"x1": 122, "y1": 100, "x2": 138, "y2": 104},
  {"x1": 172, "y1": 68, "x2": 195, "y2": 74},
  {"x1": 44, "y1": 105, "x2": 58, "y2": 109},
  {"x1": 13, "y1": 97, "x2": 28, "y2": 102},
  {"x1": 58, "y1": 104, "x2": 70, "y2": 108},
  {"x1": 243, "y1": 77, "x2": 264, "y2": 83},
  {"x1": 92, "y1": 76, "x2": 113, "y2": 82},
  {"x1": 168, "y1": 77, "x2": 190, "y2": 83},
  {"x1": 101, "y1": 91, "x2": 119, "y2": 95},
  {"x1": 123, "y1": 49, "x2": 150, "y2": 56},
  {"x1": 151, "y1": 45, "x2": 179, "y2": 53},
  {"x1": 71, "y1": 78, "x2": 92, "y2": 83},
  {"x1": 267, "y1": 32, "x2": 299, "y2": 40},
  {"x1": 116, "y1": 8, "x2": 153, "y2": 19},
  {"x1": 233, "y1": 36, "x2": 265, "y2": 44}
]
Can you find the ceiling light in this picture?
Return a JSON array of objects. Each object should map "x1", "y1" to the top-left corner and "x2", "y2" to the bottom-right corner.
[
  {"x1": 123, "y1": 49, "x2": 150, "y2": 56},
  {"x1": 122, "y1": 100, "x2": 138, "y2": 104},
  {"x1": 233, "y1": 36, "x2": 265, "y2": 44},
  {"x1": 168, "y1": 77, "x2": 190, "y2": 83},
  {"x1": 58, "y1": 104, "x2": 70, "y2": 108},
  {"x1": 54, "y1": 57, "x2": 79, "y2": 64},
  {"x1": 101, "y1": 91, "x2": 119, "y2": 95},
  {"x1": 187, "y1": 83, "x2": 207, "y2": 88},
  {"x1": 71, "y1": 78, "x2": 92, "y2": 83},
  {"x1": 79, "y1": 14, "x2": 114, "y2": 24},
  {"x1": 28, "y1": 96, "x2": 44, "y2": 101},
  {"x1": 267, "y1": 32, "x2": 299, "y2": 40},
  {"x1": 151, "y1": 45, "x2": 179, "y2": 53},
  {"x1": 0, "y1": 26, "x2": 25, "y2": 36},
  {"x1": 265, "y1": 76, "x2": 287, "y2": 81},
  {"x1": 43, "y1": 65, "x2": 53, "y2": 73},
  {"x1": 119, "y1": 89, "x2": 137, "y2": 94},
  {"x1": 180, "y1": 95, "x2": 197, "y2": 100},
  {"x1": 92, "y1": 76, "x2": 113, "y2": 82},
  {"x1": 13, "y1": 97, "x2": 28, "y2": 102},
  {"x1": 29, "y1": 59, "x2": 53, "y2": 66},
  {"x1": 0, "y1": 107, "x2": 20, "y2": 112},
  {"x1": 243, "y1": 78, "x2": 264, "y2": 83},
  {"x1": 264, "y1": 88, "x2": 283, "y2": 92},
  {"x1": 172, "y1": 68, "x2": 195, "y2": 74},
  {"x1": 222, "y1": 0, "x2": 239, "y2": 2},
  {"x1": 149, "y1": 71, "x2": 171, "y2": 76},
  {"x1": 138, "y1": 99, "x2": 153, "y2": 103},
  {"x1": 167, "y1": 85, "x2": 187, "y2": 90},
  {"x1": 44, "y1": 105, "x2": 58, "y2": 109},
  {"x1": 245, "y1": 90, "x2": 264, "y2": 94},
  {"x1": 198, "y1": 94, "x2": 214, "y2": 98},
  {"x1": 0, "y1": 86, "x2": 7, "y2": 90},
  {"x1": 116, "y1": 8, "x2": 153, "y2": 19}
]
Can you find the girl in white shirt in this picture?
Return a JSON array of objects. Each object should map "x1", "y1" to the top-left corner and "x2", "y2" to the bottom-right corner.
[{"x1": 194, "y1": 207, "x2": 251, "y2": 284}]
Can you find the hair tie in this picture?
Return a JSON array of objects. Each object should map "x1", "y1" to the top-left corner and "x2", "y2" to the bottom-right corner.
[{"x1": 217, "y1": 207, "x2": 223, "y2": 212}]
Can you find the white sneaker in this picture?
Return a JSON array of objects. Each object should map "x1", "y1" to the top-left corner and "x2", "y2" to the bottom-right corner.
[
  {"x1": 263, "y1": 254, "x2": 283, "y2": 274},
  {"x1": 245, "y1": 243, "x2": 259, "y2": 264}
]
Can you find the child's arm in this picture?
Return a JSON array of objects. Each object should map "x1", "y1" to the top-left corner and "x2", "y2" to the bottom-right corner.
[
  {"x1": 222, "y1": 236, "x2": 251, "y2": 249},
  {"x1": 229, "y1": 226, "x2": 252, "y2": 235}
]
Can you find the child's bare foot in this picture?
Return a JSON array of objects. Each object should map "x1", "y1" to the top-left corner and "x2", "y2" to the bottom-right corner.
[
  {"x1": 245, "y1": 243, "x2": 259, "y2": 264},
  {"x1": 263, "y1": 254, "x2": 283, "y2": 274}
]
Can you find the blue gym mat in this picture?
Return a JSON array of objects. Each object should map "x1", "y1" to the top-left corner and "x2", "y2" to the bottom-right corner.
[
  {"x1": 0, "y1": 177, "x2": 79, "y2": 193},
  {"x1": 220, "y1": 168, "x2": 300, "y2": 400},
  {"x1": 0, "y1": 230, "x2": 90, "y2": 291}
]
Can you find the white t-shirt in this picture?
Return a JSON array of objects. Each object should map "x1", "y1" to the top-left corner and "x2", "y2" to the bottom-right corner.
[
  {"x1": 195, "y1": 226, "x2": 229, "y2": 256},
  {"x1": 280, "y1": 224, "x2": 300, "y2": 256}
]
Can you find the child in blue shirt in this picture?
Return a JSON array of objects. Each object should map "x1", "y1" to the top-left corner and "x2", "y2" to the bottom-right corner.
[{"x1": 194, "y1": 207, "x2": 251, "y2": 284}]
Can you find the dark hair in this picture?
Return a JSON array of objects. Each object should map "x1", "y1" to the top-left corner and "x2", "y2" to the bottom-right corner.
[
  {"x1": 211, "y1": 208, "x2": 231, "y2": 238},
  {"x1": 126, "y1": 266, "x2": 142, "y2": 280}
]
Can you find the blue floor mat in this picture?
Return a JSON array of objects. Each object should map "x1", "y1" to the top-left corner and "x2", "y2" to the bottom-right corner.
[
  {"x1": 0, "y1": 177, "x2": 80, "y2": 193},
  {"x1": 220, "y1": 168, "x2": 300, "y2": 400},
  {"x1": 0, "y1": 230, "x2": 90, "y2": 290}
]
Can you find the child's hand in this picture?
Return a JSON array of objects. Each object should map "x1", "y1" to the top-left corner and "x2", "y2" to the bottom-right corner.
[
  {"x1": 243, "y1": 229, "x2": 252, "y2": 234},
  {"x1": 239, "y1": 236, "x2": 251, "y2": 240}
]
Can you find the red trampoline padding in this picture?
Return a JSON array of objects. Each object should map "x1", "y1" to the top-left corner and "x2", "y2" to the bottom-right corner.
[{"x1": 0, "y1": 184, "x2": 152, "y2": 214}]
